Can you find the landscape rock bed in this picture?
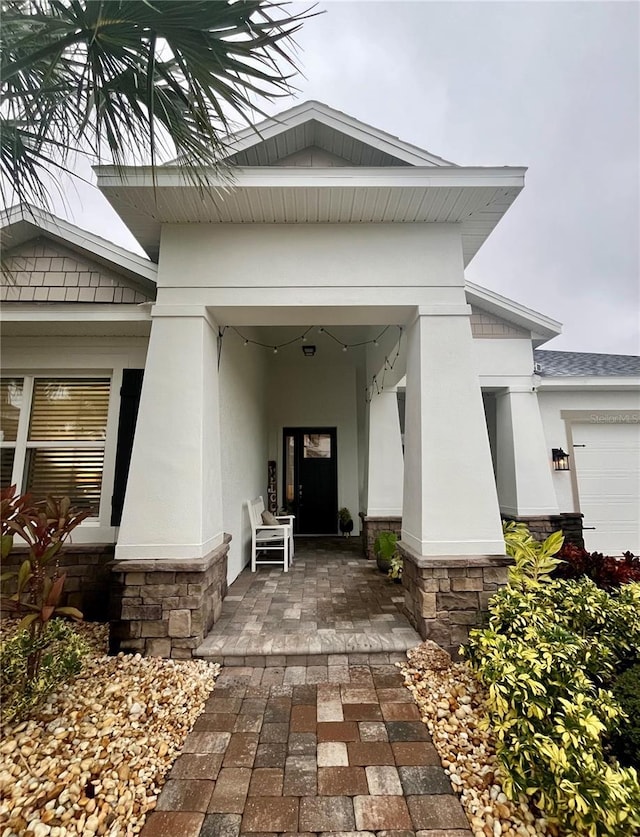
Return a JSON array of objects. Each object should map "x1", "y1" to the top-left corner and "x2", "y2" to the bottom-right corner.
[
  {"x1": 400, "y1": 642, "x2": 554, "y2": 837},
  {"x1": 0, "y1": 622, "x2": 219, "y2": 837}
]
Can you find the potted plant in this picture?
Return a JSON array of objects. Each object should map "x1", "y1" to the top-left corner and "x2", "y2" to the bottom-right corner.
[
  {"x1": 388, "y1": 553, "x2": 403, "y2": 583},
  {"x1": 374, "y1": 531, "x2": 397, "y2": 574},
  {"x1": 338, "y1": 507, "x2": 354, "y2": 536}
]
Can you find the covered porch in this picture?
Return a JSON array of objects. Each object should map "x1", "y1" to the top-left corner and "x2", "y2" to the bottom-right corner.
[{"x1": 196, "y1": 537, "x2": 421, "y2": 663}]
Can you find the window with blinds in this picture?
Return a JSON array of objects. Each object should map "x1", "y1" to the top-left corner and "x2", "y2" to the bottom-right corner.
[
  {"x1": 29, "y1": 379, "x2": 110, "y2": 441},
  {"x1": 23, "y1": 378, "x2": 110, "y2": 515},
  {"x1": 0, "y1": 378, "x2": 22, "y2": 489},
  {"x1": 0, "y1": 376, "x2": 111, "y2": 515},
  {"x1": 25, "y1": 448, "x2": 105, "y2": 512},
  {"x1": 0, "y1": 449, "x2": 14, "y2": 489},
  {"x1": 1, "y1": 378, "x2": 23, "y2": 443}
]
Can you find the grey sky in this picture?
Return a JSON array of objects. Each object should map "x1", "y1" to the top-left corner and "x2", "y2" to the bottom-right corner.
[{"x1": 44, "y1": 1, "x2": 640, "y2": 355}]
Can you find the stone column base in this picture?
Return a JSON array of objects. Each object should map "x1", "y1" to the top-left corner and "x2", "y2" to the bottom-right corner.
[
  {"x1": 360, "y1": 515, "x2": 403, "y2": 560},
  {"x1": 399, "y1": 542, "x2": 511, "y2": 656},
  {"x1": 109, "y1": 535, "x2": 230, "y2": 659},
  {"x1": 502, "y1": 512, "x2": 584, "y2": 549}
]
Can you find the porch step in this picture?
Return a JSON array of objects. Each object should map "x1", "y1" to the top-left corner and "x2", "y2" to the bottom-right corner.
[
  {"x1": 194, "y1": 650, "x2": 413, "y2": 668},
  {"x1": 194, "y1": 627, "x2": 421, "y2": 661}
]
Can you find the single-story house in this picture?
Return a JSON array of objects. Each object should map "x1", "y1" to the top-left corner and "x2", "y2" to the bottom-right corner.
[{"x1": 1, "y1": 101, "x2": 639, "y2": 656}]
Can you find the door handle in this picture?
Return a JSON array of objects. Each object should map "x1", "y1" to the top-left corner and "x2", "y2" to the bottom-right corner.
[{"x1": 298, "y1": 484, "x2": 303, "y2": 502}]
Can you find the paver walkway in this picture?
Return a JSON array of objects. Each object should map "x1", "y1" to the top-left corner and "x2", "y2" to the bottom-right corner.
[
  {"x1": 141, "y1": 655, "x2": 473, "y2": 837},
  {"x1": 196, "y1": 538, "x2": 421, "y2": 661}
]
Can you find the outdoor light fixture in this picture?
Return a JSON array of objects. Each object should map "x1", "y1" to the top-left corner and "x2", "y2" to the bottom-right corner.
[
  {"x1": 302, "y1": 345, "x2": 316, "y2": 357},
  {"x1": 552, "y1": 448, "x2": 570, "y2": 471}
]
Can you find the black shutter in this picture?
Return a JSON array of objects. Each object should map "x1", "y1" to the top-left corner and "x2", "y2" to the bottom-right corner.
[{"x1": 111, "y1": 369, "x2": 144, "y2": 526}]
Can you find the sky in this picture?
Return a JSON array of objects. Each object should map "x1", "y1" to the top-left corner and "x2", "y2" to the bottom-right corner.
[{"x1": 33, "y1": 1, "x2": 640, "y2": 356}]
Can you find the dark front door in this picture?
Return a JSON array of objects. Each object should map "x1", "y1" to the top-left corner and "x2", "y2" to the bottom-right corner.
[{"x1": 283, "y1": 428, "x2": 338, "y2": 534}]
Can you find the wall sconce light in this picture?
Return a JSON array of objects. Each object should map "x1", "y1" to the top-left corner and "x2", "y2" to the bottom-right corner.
[
  {"x1": 552, "y1": 448, "x2": 570, "y2": 471},
  {"x1": 302, "y1": 345, "x2": 316, "y2": 357}
]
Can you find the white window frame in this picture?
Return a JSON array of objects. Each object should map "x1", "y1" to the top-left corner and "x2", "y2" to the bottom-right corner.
[{"x1": 1, "y1": 370, "x2": 123, "y2": 543}]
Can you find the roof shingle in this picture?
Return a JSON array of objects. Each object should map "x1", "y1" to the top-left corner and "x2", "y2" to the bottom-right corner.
[{"x1": 534, "y1": 350, "x2": 640, "y2": 377}]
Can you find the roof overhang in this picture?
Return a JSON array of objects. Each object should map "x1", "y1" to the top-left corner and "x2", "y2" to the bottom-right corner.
[
  {"x1": 465, "y1": 280, "x2": 562, "y2": 346},
  {"x1": 0, "y1": 205, "x2": 157, "y2": 292},
  {"x1": 95, "y1": 165, "x2": 526, "y2": 265}
]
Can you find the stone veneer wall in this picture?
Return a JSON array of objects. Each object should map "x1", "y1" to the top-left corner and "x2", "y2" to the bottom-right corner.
[
  {"x1": 359, "y1": 514, "x2": 403, "y2": 560},
  {"x1": 3, "y1": 544, "x2": 114, "y2": 621},
  {"x1": 109, "y1": 536, "x2": 230, "y2": 659},
  {"x1": 502, "y1": 512, "x2": 584, "y2": 549},
  {"x1": 399, "y1": 543, "x2": 511, "y2": 656}
]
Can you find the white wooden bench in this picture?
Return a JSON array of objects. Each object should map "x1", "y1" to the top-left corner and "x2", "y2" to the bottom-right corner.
[{"x1": 247, "y1": 496, "x2": 295, "y2": 572}]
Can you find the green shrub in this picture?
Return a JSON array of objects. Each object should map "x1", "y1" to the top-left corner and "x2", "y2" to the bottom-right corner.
[
  {"x1": 610, "y1": 664, "x2": 640, "y2": 770},
  {"x1": 1, "y1": 619, "x2": 88, "y2": 724},
  {"x1": 465, "y1": 523, "x2": 640, "y2": 837}
]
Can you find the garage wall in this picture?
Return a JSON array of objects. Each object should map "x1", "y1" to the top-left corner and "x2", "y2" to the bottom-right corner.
[{"x1": 538, "y1": 388, "x2": 640, "y2": 554}]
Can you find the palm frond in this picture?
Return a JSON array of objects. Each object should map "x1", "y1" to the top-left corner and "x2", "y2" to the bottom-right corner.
[{"x1": 0, "y1": 0, "x2": 318, "y2": 208}]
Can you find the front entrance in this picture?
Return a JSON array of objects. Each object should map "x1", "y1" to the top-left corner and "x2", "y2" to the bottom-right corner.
[{"x1": 283, "y1": 428, "x2": 338, "y2": 534}]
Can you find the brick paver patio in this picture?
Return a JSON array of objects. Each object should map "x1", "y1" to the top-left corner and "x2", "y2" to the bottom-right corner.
[
  {"x1": 141, "y1": 539, "x2": 471, "y2": 836},
  {"x1": 141, "y1": 656, "x2": 472, "y2": 837},
  {"x1": 196, "y1": 538, "x2": 421, "y2": 661}
]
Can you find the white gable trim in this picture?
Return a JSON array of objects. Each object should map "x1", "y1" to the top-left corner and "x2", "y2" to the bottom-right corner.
[
  {"x1": 218, "y1": 100, "x2": 457, "y2": 167},
  {"x1": 0, "y1": 205, "x2": 157, "y2": 292}
]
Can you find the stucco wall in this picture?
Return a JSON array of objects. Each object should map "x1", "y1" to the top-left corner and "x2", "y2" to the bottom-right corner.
[
  {"x1": 265, "y1": 341, "x2": 361, "y2": 537},
  {"x1": 218, "y1": 331, "x2": 269, "y2": 582},
  {"x1": 473, "y1": 338, "x2": 535, "y2": 379},
  {"x1": 538, "y1": 388, "x2": 640, "y2": 512},
  {"x1": 155, "y1": 223, "x2": 467, "y2": 312}
]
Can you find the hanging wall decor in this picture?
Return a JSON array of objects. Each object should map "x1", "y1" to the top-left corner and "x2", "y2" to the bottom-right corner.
[{"x1": 267, "y1": 460, "x2": 278, "y2": 514}]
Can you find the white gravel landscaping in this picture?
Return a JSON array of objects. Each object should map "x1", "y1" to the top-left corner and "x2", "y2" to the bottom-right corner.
[
  {"x1": 0, "y1": 623, "x2": 219, "y2": 837},
  {"x1": 400, "y1": 642, "x2": 555, "y2": 837}
]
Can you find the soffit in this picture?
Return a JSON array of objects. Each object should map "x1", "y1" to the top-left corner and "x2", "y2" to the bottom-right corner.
[{"x1": 96, "y1": 167, "x2": 525, "y2": 265}]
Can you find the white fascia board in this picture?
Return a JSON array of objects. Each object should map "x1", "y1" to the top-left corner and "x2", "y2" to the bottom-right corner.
[
  {"x1": 95, "y1": 165, "x2": 526, "y2": 191},
  {"x1": 537, "y1": 376, "x2": 640, "y2": 392},
  {"x1": 0, "y1": 204, "x2": 157, "y2": 289},
  {"x1": 215, "y1": 100, "x2": 458, "y2": 167},
  {"x1": 0, "y1": 303, "x2": 152, "y2": 323},
  {"x1": 465, "y1": 280, "x2": 562, "y2": 341}
]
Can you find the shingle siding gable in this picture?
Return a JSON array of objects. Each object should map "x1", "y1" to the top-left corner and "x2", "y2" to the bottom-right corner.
[
  {"x1": 470, "y1": 307, "x2": 529, "y2": 338},
  {"x1": 1, "y1": 237, "x2": 153, "y2": 304}
]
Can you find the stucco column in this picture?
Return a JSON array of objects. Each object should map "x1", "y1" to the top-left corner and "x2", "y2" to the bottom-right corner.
[
  {"x1": 115, "y1": 308, "x2": 224, "y2": 560},
  {"x1": 401, "y1": 307, "x2": 504, "y2": 556},
  {"x1": 495, "y1": 387, "x2": 559, "y2": 516},
  {"x1": 365, "y1": 387, "x2": 404, "y2": 516}
]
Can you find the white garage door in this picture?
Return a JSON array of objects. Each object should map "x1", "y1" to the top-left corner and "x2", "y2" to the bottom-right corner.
[{"x1": 572, "y1": 422, "x2": 640, "y2": 555}]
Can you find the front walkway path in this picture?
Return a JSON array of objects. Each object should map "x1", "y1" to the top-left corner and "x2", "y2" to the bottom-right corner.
[
  {"x1": 196, "y1": 538, "x2": 421, "y2": 661},
  {"x1": 141, "y1": 656, "x2": 472, "y2": 837}
]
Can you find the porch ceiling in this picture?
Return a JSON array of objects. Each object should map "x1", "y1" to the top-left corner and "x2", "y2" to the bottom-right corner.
[{"x1": 95, "y1": 166, "x2": 526, "y2": 265}]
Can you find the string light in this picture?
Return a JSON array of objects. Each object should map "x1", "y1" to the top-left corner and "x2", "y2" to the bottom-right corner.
[{"x1": 218, "y1": 324, "x2": 403, "y2": 402}]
